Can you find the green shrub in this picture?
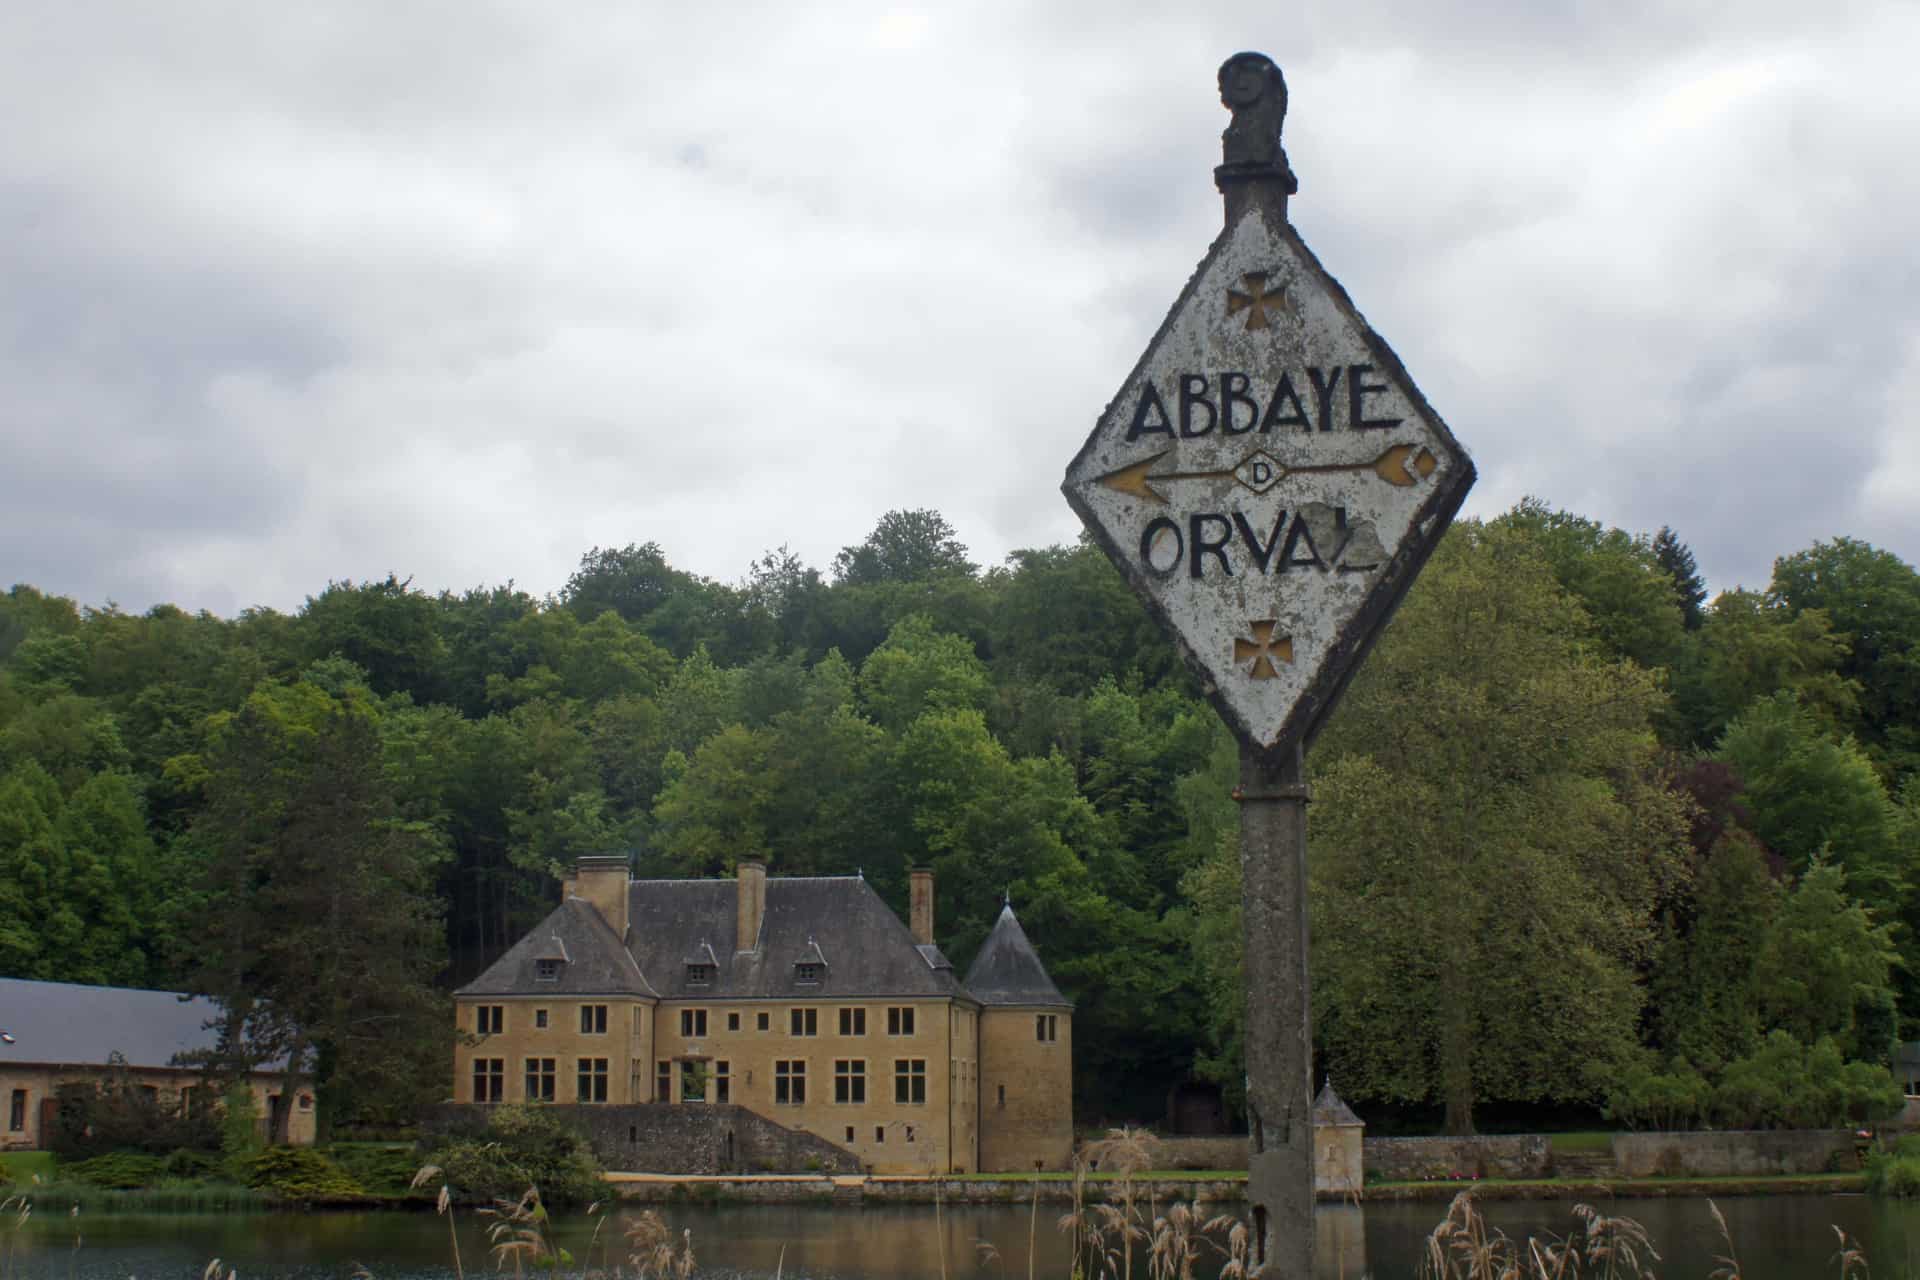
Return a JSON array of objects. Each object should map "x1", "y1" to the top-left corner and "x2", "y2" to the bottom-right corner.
[
  {"x1": 236, "y1": 1148, "x2": 365, "y2": 1202},
  {"x1": 49, "y1": 1064, "x2": 220, "y2": 1159},
  {"x1": 0, "y1": 1152, "x2": 56, "y2": 1185},
  {"x1": 162, "y1": 1148, "x2": 227, "y2": 1181},
  {"x1": 426, "y1": 1104, "x2": 602, "y2": 1207},
  {"x1": 1605, "y1": 1057, "x2": 1709, "y2": 1131},
  {"x1": 60, "y1": 1151, "x2": 168, "y2": 1189},
  {"x1": 1711, "y1": 1033, "x2": 1904, "y2": 1129},
  {"x1": 220, "y1": 1083, "x2": 264, "y2": 1162},
  {"x1": 326, "y1": 1143, "x2": 422, "y2": 1196},
  {"x1": 1866, "y1": 1149, "x2": 1920, "y2": 1196}
]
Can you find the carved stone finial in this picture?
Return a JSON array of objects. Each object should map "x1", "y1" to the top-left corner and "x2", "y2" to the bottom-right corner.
[
  {"x1": 1219, "y1": 53, "x2": 1286, "y2": 165},
  {"x1": 1214, "y1": 51, "x2": 1299, "y2": 217}
]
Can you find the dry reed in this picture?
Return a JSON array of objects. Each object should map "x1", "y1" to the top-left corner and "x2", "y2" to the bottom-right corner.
[
  {"x1": 1707, "y1": 1199, "x2": 1740, "y2": 1280},
  {"x1": 1056, "y1": 1127, "x2": 1248, "y2": 1280},
  {"x1": 410, "y1": 1163, "x2": 463, "y2": 1280},
  {"x1": 478, "y1": 1186, "x2": 560, "y2": 1277},
  {"x1": 623, "y1": 1207, "x2": 697, "y2": 1280},
  {"x1": 1831, "y1": 1226, "x2": 1869, "y2": 1280}
]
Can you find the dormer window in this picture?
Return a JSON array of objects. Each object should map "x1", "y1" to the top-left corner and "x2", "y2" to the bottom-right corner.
[
  {"x1": 686, "y1": 963, "x2": 715, "y2": 986},
  {"x1": 794, "y1": 935, "x2": 827, "y2": 986},
  {"x1": 535, "y1": 958, "x2": 562, "y2": 983}
]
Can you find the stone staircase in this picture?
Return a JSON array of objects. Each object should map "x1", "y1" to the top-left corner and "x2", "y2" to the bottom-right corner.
[{"x1": 1552, "y1": 1147, "x2": 1616, "y2": 1180}]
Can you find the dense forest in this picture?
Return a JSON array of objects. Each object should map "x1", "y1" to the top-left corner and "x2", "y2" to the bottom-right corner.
[{"x1": 3, "y1": 502, "x2": 1918, "y2": 1138}]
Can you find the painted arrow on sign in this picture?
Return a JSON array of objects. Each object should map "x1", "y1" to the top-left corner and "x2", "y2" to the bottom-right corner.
[{"x1": 1095, "y1": 442, "x2": 1439, "y2": 505}]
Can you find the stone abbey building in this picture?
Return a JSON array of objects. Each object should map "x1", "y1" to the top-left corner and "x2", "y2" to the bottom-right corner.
[
  {"x1": 451, "y1": 857, "x2": 1072, "y2": 1173},
  {"x1": 0, "y1": 977, "x2": 316, "y2": 1150}
]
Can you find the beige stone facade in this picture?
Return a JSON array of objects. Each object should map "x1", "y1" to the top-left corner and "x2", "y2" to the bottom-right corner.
[
  {"x1": 453, "y1": 863, "x2": 1072, "y2": 1173},
  {"x1": 0, "y1": 1065, "x2": 315, "y2": 1151},
  {"x1": 1312, "y1": 1082, "x2": 1363, "y2": 1194},
  {"x1": 977, "y1": 1005, "x2": 1073, "y2": 1172}
]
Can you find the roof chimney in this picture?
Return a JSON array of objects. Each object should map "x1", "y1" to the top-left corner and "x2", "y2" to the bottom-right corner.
[
  {"x1": 909, "y1": 866, "x2": 935, "y2": 946},
  {"x1": 736, "y1": 859, "x2": 767, "y2": 953},
  {"x1": 571, "y1": 854, "x2": 629, "y2": 937}
]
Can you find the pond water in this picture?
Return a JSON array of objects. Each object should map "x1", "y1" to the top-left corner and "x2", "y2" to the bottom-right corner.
[{"x1": 7, "y1": 1194, "x2": 1919, "y2": 1279}]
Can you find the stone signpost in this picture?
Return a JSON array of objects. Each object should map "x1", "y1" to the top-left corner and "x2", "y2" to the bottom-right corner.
[{"x1": 1061, "y1": 53, "x2": 1475, "y2": 1276}]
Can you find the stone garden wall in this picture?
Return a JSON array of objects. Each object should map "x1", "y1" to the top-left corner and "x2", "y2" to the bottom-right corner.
[
  {"x1": 424, "y1": 1103, "x2": 861, "y2": 1175},
  {"x1": 1610, "y1": 1130, "x2": 1857, "y2": 1177},
  {"x1": 1134, "y1": 1130, "x2": 1860, "y2": 1182},
  {"x1": 1363, "y1": 1135, "x2": 1553, "y2": 1181},
  {"x1": 1132, "y1": 1135, "x2": 1249, "y2": 1170}
]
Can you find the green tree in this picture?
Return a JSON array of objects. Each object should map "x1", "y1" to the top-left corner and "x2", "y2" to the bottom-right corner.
[
  {"x1": 0, "y1": 760, "x2": 169, "y2": 986},
  {"x1": 889, "y1": 707, "x2": 1087, "y2": 943},
  {"x1": 297, "y1": 576, "x2": 448, "y2": 704},
  {"x1": 1076, "y1": 681, "x2": 1217, "y2": 908},
  {"x1": 859, "y1": 614, "x2": 991, "y2": 734},
  {"x1": 658, "y1": 647, "x2": 742, "y2": 756},
  {"x1": 481, "y1": 609, "x2": 675, "y2": 710},
  {"x1": 1652, "y1": 526, "x2": 1709, "y2": 631},
  {"x1": 756, "y1": 659, "x2": 894, "y2": 878},
  {"x1": 586, "y1": 693, "x2": 670, "y2": 824},
  {"x1": 437, "y1": 712, "x2": 557, "y2": 978},
  {"x1": 1715, "y1": 693, "x2": 1899, "y2": 900},
  {"x1": 1649, "y1": 829, "x2": 1780, "y2": 1071},
  {"x1": 7, "y1": 634, "x2": 87, "y2": 694},
  {"x1": 1756, "y1": 859, "x2": 1899, "y2": 1061},
  {"x1": 1494, "y1": 499, "x2": 1687, "y2": 670},
  {"x1": 1771, "y1": 537, "x2": 1920, "y2": 779},
  {"x1": 187, "y1": 673, "x2": 448, "y2": 1140},
  {"x1": 742, "y1": 544, "x2": 831, "y2": 654},
  {"x1": 832, "y1": 509, "x2": 976, "y2": 586},
  {"x1": 1305, "y1": 520, "x2": 1687, "y2": 1133},
  {"x1": 497, "y1": 700, "x2": 625, "y2": 879},
  {"x1": 985, "y1": 539, "x2": 1180, "y2": 696},
  {"x1": 559, "y1": 544, "x2": 759, "y2": 662},
  {"x1": 0, "y1": 585, "x2": 82, "y2": 665},
  {"x1": 561, "y1": 543, "x2": 695, "y2": 624},
  {"x1": 1667, "y1": 590, "x2": 1858, "y2": 749},
  {"x1": 0, "y1": 692, "x2": 132, "y2": 791},
  {"x1": 650, "y1": 724, "x2": 777, "y2": 874},
  {"x1": 1180, "y1": 730, "x2": 1247, "y2": 1113},
  {"x1": 432, "y1": 584, "x2": 544, "y2": 717}
]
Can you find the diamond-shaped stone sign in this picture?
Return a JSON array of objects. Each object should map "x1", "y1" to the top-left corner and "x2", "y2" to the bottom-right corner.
[{"x1": 1062, "y1": 207, "x2": 1474, "y2": 757}]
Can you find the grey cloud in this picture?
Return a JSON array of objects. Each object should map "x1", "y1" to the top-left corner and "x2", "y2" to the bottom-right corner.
[{"x1": 1, "y1": 0, "x2": 1916, "y2": 615}]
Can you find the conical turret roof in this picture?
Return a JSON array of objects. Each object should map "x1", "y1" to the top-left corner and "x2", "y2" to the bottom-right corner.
[
  {"x1": 1313, "y1": 1080, "x2": 1362, "y2": 1126},
  {"x1": 963, "y1": 904, "x2": 1072, "y2": 1008}
]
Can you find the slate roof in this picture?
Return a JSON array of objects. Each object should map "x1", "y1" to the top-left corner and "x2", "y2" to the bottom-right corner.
[
  {"x1": 962, "y1": 904, "x2": 1073, "y2": 1008},
  {"x1": 1313, "y1": 1081, "x2": 1363, "y2": 1127},
  {"x1": 457, "y1": 872, "x2": 1066, "y2": 1010},
  {"x1": 456, "y1": 897, "x2": 656, "y2": 998},
  {"x1": 0, "y1": 977, "x2": 258, "y2": 1070},
  {"x1": 628, "y1": 875, "x2": 973, "y2": 1002}
]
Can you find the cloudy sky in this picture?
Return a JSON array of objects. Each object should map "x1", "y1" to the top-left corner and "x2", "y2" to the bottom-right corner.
[{"x1": 5, "y1": 1, "x2": 1917, "y2": 617}]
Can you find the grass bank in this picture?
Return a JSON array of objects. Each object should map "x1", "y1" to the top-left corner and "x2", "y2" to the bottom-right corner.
[
  {"x1": 1361, "y1": 1172, "x2": 1866, "y2": 1201},
  {"x1": 3, "y1": 1181, "x2": 270, "y2": 1212},
  {"x1": 611, "y1": 1168, "x2": 1869, "y2": 1206},
  {"x1": 0, "y1": 1143, "x2": 430, "y2": 1212}
]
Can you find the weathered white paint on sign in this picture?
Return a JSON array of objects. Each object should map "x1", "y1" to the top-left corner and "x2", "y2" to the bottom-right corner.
[{"x1": 1062, "y1": 206, "x2": 1473, "y2": 752}]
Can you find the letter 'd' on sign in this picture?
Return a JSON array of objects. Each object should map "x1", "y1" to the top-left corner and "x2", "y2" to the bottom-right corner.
[{"x1": 1061, "y1": 196, "x2": 1475, "y2": 758}]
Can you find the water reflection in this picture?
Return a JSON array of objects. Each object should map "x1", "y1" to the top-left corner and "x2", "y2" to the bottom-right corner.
[
  {"x1": 9, "y1": 1193, "x2": 1915, "y2": 1279},
  {"x1": 1321, "y1": 1204, "x2": 1367, "y2": 1278}
]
